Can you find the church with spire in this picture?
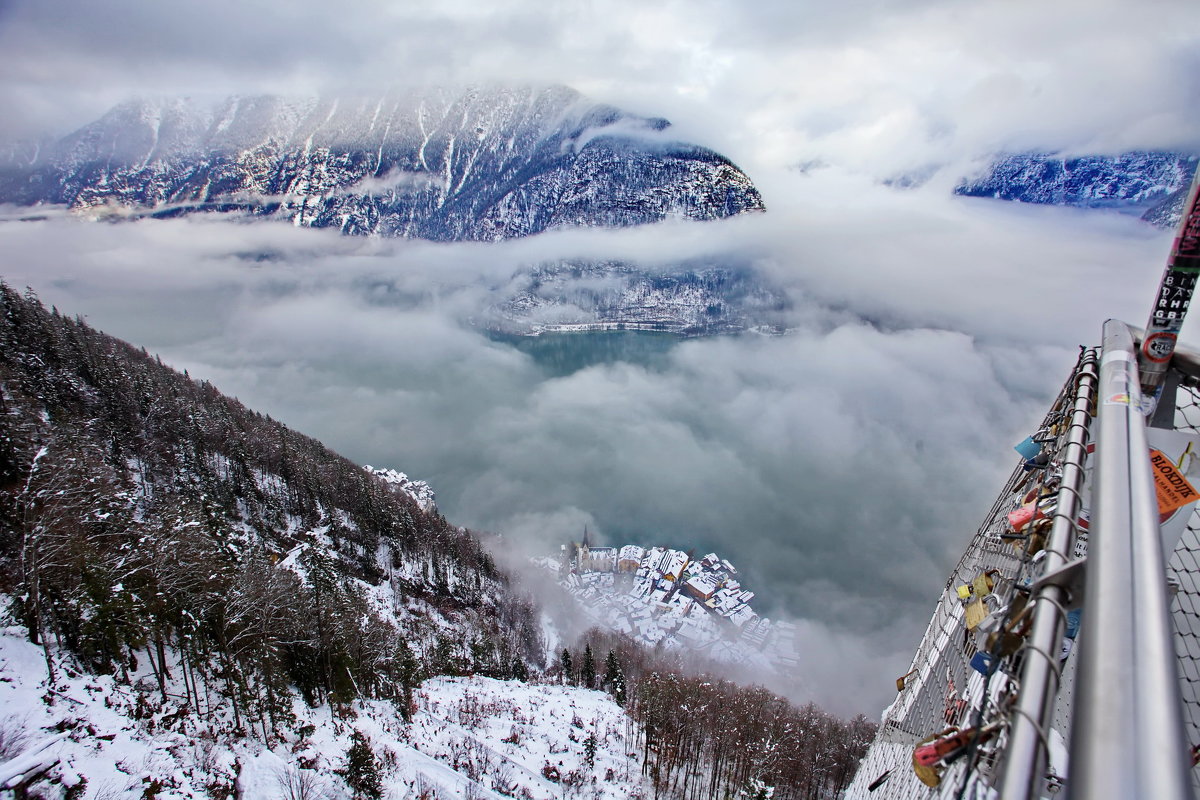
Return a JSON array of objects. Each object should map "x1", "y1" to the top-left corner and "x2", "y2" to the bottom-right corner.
[{"x1": 564, "y1": 526, "x2": 618, "y2": 573}]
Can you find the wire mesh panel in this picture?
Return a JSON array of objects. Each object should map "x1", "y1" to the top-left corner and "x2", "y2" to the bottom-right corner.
[
  {"x1": 1164, "y1": 379, "x2": 1200, "y2": 795},
  {"x1": 848, "y1": 350, "x2": 1200, "y2": 799},
  {"x1": 846, "y1": 352, "x2": 1097, "y2": 799}
]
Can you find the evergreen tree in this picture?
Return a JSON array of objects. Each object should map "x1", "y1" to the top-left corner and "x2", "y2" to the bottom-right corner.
[
  {"x1": 603, "y1": 649, "x2": 620, "y2": 691},
  {"x1": 397, "y1": 640, "x2": 419, "y2": 722},
  {"x1": 343, "y1": 729, "x2": 383, "y2": 799},
  {"x1": 584, "y1": 729, "x2": 598, "y2": 769},
  {"x1": 611, "y1": 663, "x2": 627, "y2": 706},
  {"x1": 581, "y1": 643, "x2": 596, "y2": 688},
  {"x1": 602, "y1": 649, "x2": 626, "y2": 704},
  {"x1": 560, "y1": 648, "x2": 573, "y2": 684},
  {"x1": 510, "y1": 656, "x2": 528, "y2": 682},
  {"x1": 470, "y1": 634, "x2": 491, "y2": 675}
]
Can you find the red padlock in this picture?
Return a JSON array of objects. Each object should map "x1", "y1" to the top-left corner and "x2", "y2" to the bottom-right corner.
[
  {"x1": 914, "y1": 726, "x2": 997, "y2": 767},
  {"x1": 914, "y1": 730, "x2": 973, "y2": 766}
]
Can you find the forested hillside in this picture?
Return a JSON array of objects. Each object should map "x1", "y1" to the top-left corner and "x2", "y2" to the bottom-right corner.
[
  {"x1": 566, "y1": 629, "x2": 875, "y2": 799},
  {"x1": 0, "y1": 283, "x2": 871, "y2": 798},
  {"x1": 0, "y1": 282, "x2": 542, "y2": 728}
]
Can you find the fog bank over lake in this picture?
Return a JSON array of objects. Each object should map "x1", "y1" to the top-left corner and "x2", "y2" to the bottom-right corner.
[{"x1": 1, "y1": 175, "x2": 1183, "y2": 711}]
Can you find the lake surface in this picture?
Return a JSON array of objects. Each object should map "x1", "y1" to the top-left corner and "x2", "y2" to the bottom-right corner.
[{"x1": 486, "y1": 330, "x2": 683, "y2": 377}]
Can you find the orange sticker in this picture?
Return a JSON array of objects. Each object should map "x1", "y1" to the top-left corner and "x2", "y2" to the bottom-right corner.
[{"x1": 1149, "y1": 449, "x2": 1200, "y2": 515}]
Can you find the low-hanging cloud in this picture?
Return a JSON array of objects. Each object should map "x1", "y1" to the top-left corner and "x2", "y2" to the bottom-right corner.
[
  {"x1": 335, "y1": 169, "x2": 441, "y2": 198},
  {"x1": 0, "y1": 172, "x2": 1184, "y2": 713}
]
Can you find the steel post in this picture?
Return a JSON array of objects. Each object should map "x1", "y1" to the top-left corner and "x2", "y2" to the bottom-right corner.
[
  {"x1": 1139, "y1": 171, "x2": 1200, "y2": 393},
  {"x1": 1068, "y1": 320, "x2": 1193, "y2": 800}
]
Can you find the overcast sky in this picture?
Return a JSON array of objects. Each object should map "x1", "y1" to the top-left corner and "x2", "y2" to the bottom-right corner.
[
  {"x1": 2, "y1": 0, "x2": 1200, "y2": 714},
  {"x1": 3, "y1": 0, "x2": 1200, "y2": 176}
]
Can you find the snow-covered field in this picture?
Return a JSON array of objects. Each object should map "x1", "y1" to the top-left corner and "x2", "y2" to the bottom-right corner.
[{"x1": 0, "y1": 627, "x2": 648, "y2": 799}]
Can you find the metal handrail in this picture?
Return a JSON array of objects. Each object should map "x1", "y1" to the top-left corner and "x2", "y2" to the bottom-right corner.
[
  {"x1": 998, "y1": 346, "x2": 1098, "y2": 798},
  {"x1": 1068, "y1": 320, "x2": 1194, "y2": 800}
]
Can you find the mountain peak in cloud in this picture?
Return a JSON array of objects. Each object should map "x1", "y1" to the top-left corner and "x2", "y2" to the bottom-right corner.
[
  {"x1": 954, "y1": 150, "x2": 1198, "y2": 226},
  {"x1": 0, "y1": 85, "x2": 764, "y2": 241}
]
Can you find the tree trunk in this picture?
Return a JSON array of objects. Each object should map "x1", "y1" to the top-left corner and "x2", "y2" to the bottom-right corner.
[{"x1": 145, "y1": 642, "x2": 166, "y2": 702}]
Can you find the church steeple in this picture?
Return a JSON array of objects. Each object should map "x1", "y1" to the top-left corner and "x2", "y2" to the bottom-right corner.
[{"x1": 576, "y1": 525, "x2": 590, "y2": 572}]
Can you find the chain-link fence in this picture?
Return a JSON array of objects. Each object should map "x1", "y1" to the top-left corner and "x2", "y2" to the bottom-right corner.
[
  {"x1": 847, "y1": 348, "x2": 1200, "y2": 799},
  {"x1": 1165, "y1": 378, "x2": 1200, "y2": 796},
  {"x1": 846, "y1": 351, "x2": 1096, "y2": 799}
]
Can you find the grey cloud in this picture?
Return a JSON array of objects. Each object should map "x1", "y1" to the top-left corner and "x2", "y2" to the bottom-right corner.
[{"x1": 0, "y1": 180, "x2": 1179, "y2": 713}]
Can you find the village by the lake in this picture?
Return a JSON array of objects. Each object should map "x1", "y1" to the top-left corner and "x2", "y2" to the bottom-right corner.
[{"x1": 540, "y1": 533, "x2": 804, "y2": 673}]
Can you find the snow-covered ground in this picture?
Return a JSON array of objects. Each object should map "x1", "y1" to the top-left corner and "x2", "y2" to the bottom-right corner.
[{"x1": 0, "y1": 627, "x2": 648, "y2": 799}]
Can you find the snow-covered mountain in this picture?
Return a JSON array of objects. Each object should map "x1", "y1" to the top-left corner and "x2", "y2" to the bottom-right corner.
[
  {"x1": 955, "y1": 151, "x2": 1198, "y2": 226},
  {"x1": 0, "y1": 87, "x2": 782, "y2": 338},
  {"x1": 0, "y1": 87, "x2": 764, "y2": 240}
]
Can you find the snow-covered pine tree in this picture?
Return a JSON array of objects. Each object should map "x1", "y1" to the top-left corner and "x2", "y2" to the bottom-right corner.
[
  {"x1": 584, "y1": 728, "x2": 598, "y2": 768},
  {"x1": 560, "y1": 648, "x2": 573, "y2": 684},
  {"x1": 612, "y1": 664, "x2": 627, "y2": 706},
  {"x1": 603, "y1": 649, "x2": 619, "y2": 691},
  {"x1": 343, "y1": 729, "x2": 383, "y2": 800},
  {"x1": 582, "y1": 643, "x2": 596, "y2": 688}
]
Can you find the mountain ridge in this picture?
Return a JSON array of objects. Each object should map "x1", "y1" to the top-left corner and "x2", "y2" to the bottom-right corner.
[
  {"x1": 954, "y1": 150, "x2": 1198, "y2": 226},
  {"x1": 0, "y1": 87, "x2": 765, "y2": 241}
]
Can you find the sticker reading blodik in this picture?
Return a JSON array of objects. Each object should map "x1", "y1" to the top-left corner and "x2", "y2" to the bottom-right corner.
[{"x1": 1149, "y1": 449, "x2": 1200, "y2": 515}]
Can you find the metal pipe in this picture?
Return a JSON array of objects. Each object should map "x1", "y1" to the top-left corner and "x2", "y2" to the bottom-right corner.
[
  {"x1": 1139, "y1": 169, "x2": 1200, "y2": 393},
  {"x1": 998, "y1": 347, "x2": 1098, "y2": 799},
  {"x1": 1068, "y1": 320, "x2": 1194, "y2": 800}
]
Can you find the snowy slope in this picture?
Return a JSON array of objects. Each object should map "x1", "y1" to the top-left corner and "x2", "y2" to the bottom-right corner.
[
  {"x1": 0, "y1": 285, "x2": 571, "y2": 796},
  {"x1": 0, "y1": 625, "x2": 647, "y2": 799}
]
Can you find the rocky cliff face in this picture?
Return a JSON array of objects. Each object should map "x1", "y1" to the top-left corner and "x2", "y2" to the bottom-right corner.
[
  {"x1": 955, "y1": 151, "x2": 1197, "y2": 227},
  {"x1": 0, "y1": 87, "x2": 764, "y2": 240}
]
